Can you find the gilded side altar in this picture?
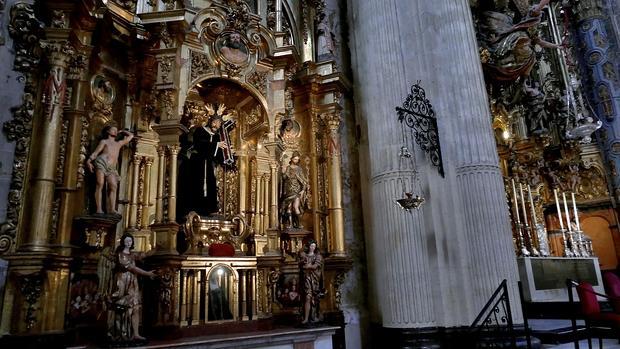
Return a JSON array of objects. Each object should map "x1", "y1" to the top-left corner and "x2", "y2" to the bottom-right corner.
[{"x1": 0, "y1": 0, "x2": 351, "y2": 343}]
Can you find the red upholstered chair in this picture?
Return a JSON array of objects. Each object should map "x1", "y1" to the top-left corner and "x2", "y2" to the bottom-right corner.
[
  {"x1": 603, "y1": 272, "x2": 620, "y2": 313},
  {"x1": 571, "y1": 281, "x2": 620, "y2": 349}
]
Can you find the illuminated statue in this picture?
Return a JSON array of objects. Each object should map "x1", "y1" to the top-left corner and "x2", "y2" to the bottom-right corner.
[
  {"x1": 86, "y1": 126, "x2": 133, "y2": 215},
  {"x1": 98, "y1": 233, "x2": 156, "y2": 343},
  {"x1": 280, "y1": 151, "x2": 309, "y2": 229},
  {"x1": 299, "y1": 240, "x2": 323, "y2": 325}
]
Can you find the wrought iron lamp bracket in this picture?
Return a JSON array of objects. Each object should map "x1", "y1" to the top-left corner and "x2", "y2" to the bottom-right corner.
[{"x1": 395, "y1": 81, "x2": 444, "y2": 177}]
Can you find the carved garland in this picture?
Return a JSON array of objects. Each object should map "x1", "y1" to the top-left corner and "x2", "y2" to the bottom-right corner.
[
  {"x1": 0, "y1": 2, "x2": 44, "y2": 254},
  {"x1": 20, "y1": 272, "x2": 43, "y2": 329}
]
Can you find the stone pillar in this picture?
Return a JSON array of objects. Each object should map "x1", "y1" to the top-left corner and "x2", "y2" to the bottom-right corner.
[
  {"x1": 155, "y1": 146, "x2": 166, "y2": 223},
  {"x1": 18, "y1": 41, "x2": 73, "y2": 252},
  {"x1": 321, "y1": 112, "x2": 346, "y2": 256},
  {"x1": 441, "y1": 1, "x2": 521, "y2": 318},
  {"x1": 348, "y1": 0, "x2": 521, "y2": 343},
  {"x1": 573, "y1": 0, "x2": 620, "y2": 201}
]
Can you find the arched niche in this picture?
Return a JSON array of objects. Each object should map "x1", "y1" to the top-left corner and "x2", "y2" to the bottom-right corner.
[
  {"x1": 177, "y1": 77, "x2": 269, "y2": 220},
  {"x1": 205, "y1": 264, "x2": 239, "y2": 322}
]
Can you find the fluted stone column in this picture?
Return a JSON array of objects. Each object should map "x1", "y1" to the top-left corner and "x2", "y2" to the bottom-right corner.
[
  {"x1": 439, "y1": 1, "x2": 521, "y2": 318},
  {"x1": 348, "y1": 0, "x2": 521, "y2": 339}
]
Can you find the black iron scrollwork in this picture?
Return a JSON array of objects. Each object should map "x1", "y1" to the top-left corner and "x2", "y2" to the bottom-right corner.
[
  {"x1": 468, "y1": 279, "x2": 523, "y2": 348},
  {"x1": 395, "y1": 82, "x2": 444, "y2": 177}
]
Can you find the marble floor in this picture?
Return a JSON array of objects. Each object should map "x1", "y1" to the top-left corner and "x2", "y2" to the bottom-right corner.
[
  {"x1": 530, "y1": 319, "x2": 619, "y2": 349},
  {"x1": 543, "y1": 339, "x2": 620, "y2": 349}
]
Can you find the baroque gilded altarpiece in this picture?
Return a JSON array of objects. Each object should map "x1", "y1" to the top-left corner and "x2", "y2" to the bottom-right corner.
[{"x1": 0, "y1": 0, "x2": 351, "y2": 340}]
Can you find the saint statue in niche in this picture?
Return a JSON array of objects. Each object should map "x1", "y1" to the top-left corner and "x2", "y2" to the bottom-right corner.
[
  {"x1": 279, "y1": 151, "x2": 309, "y2": 229},
  {"x1": 178, "y1": 104, "x2": 236, "y2": 218},
  {"x1": 217, "y1": 32, "x2": 249, "y2": 65},
  {"x1": 86, "y1": 125, "x2": 133, "y2": 215}
]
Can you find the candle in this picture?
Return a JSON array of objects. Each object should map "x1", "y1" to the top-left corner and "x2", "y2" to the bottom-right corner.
[
  {"x1": 520, "y1": 183, "x2": 529, "y2": 225},
  {"x1": 563, "y1": 192, "x2": 572, "y2": 232},
  {"x1": 528, "y1": 185, "x2": 538, "y2": 225},
  {"x1": 554, "y1": 189, "x2": 564, "y2": 230},
  {"x1": 511, "y1": 179, "x2": 521, "y2": 223},
  {"x1": 572, "y1": 192, "x2": 580, "y2": 231}
]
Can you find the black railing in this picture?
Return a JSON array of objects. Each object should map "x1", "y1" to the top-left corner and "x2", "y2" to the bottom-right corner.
[{"x1": 469, "y1": 279, "x2": 519, "y2": 348}]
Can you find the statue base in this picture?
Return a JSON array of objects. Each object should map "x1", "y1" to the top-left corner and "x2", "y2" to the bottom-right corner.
[
  {"x1": 74, "y1": 214, "x2": 122, "y2": 248},
  {"x1": 280, "y1": 228, "x2": 313, "y2": 258}
]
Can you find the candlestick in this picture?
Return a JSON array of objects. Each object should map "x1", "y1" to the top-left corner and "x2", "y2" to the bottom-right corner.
[
  {"x1": 554, "y1": 189, "x2": 564, "y2": 230},
  {"x1": 528, "y1": 185, "x2": 537, "y2": 225},
  {"x1": 511, "y1": 179, "x2": 521, "y2": 223},
  {"x1": 571, "y1": 192, "x2": 580, "y2": 231},
  {"x1": 563, "y1": 192, "x2": 572, "y2": 232},
  {"x1": 519, "y1": 183, "x2": 529, "y2": 226}
]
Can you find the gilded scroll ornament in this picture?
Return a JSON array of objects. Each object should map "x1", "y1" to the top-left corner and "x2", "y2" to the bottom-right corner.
[
  {"x1": 190, "y1": 51, "x2": 212, "y2": 82},
  {"x1": 19, "y1": 272, "x2": 43, "y2": 330},
  {"x1": 8, "y1": 2, "x2": 43, "y2": 72},
  {"x1": 247, "y1": 70, "x2": 268, "y2": 97},
  {"x1": 224, "y1": 0, "x2": 251, "y2": 32},
  {"x1": 50, "y1": 9, "x2": 68, "y2": 29},
  {"x1": 159, "y1": 56, "x2": 174, "y2": 83}
]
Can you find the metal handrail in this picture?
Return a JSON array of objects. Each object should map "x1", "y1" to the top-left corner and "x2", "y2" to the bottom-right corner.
[{"x1": 469, "y1": 279, "x2": 519, "y2": 348}]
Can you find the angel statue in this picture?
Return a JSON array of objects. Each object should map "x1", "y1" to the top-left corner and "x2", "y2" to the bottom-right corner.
[
  {"x1": 98, "y1": 233, "x2": 156, "y2": 343},
  {"x1": 279, "y1": 151, "x2": 309, "y2": 229},
  {"x1": 298, "y1": 239, "x2": 324, "y2": 325},
  {"x1": 478, "y1": 0, "x2": 563, "y2": 82}
]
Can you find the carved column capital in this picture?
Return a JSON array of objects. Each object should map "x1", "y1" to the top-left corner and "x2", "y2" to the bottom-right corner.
[
  {"x1": 41, "y1": 40, "x2": 74, "y2": 67},
  {"x1": 145, "y1": 157, "x2": 154, "y2": 167},
  {"x1": 167, "y1": 144, "x2": 180, "y2": 155},
  {"x1": 320, "y1": 111, "x2": 342, "y2": 131},
  {"x1": 157, "y1": 145, "x2": 167, "y2": 157}
]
